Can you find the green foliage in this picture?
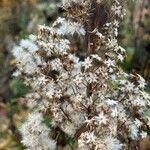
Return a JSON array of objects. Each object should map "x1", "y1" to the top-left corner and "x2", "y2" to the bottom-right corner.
[
  {"x1": 18, "y1": 10, "x2": 29, "y2": 38},
  {"x1": 120, "y1": 47, "x2": 135, "y2": 72},
  {"x1": 57, "y1": 131, "x2": 76, "y2": 149},
  {"x1": 9, "y1": 79, "x2": 29, "y2": 96},
  {"x1": 43, "y1": 115, "x2": 52, "y2": 128},
  {"x1": 0, "y1": 50, "x2": 4, "y2": 65}
]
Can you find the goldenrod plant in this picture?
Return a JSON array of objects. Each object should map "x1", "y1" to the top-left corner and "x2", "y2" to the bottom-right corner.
[{"x1": 12, "y1": 0, "x2": 150, "y2": 149}]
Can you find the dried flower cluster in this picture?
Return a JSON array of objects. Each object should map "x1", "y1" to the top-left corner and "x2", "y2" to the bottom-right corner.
[
  {"x1": 20, "y1": 112, "x2": 56, "y2": 150},
  {"x1": 12, "y1": 0, "x2": 150, "y2": 150}
]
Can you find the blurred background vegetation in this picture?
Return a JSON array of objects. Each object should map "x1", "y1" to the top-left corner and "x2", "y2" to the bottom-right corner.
[{"x1": 0, "y1": 0, "x2": 149, "y2": 149}]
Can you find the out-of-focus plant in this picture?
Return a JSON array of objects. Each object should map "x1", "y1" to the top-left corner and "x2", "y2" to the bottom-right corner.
[
  {"x1": 131, "y1": 0, "x2": 150, "y2": 80},
  {"x1": 119, "y1": 0, "x2": 150, "y2": 81},
  {"x1": 118, "y1": 0, "x2": 137, "y2": 74},
  {"x1": 0, "y1": 1, "x2": 37, "y2": 150}
]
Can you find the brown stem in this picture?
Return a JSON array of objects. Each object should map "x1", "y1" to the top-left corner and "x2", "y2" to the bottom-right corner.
[
  {"x1": 85, "y1": 1, "x2": 110, "y2": 97},
  {"x1": 74, "y1": 1, "x2": 111, "y2": 140},
  {"x1": 60, "y1": 107, "x2": 72, "y2": 123},
  {"x1": 85, "y1": 1, "x2": 110, "y2": 55},
  {"x1": 74, "y1": 123, "x2": 88, "y2": 140}
]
